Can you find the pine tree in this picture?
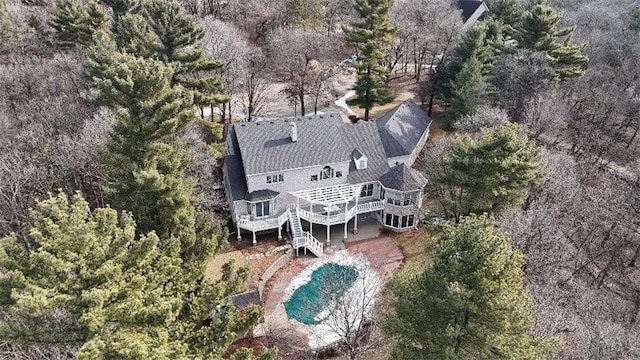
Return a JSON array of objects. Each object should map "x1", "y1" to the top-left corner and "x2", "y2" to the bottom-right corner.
[
  {"x1": 431, "y1": 21, "x2": 503, "y2": 114},
  {"x1": 514, "y1": 1, "x2": 588, "y2": 80},
  {"x1": 50, "y1": 0, "x2": 107, "y2": 48},
  {"x1": 138, "y1": 0, "x2": 228, "y2": 108},
  {"x1": 385, "y1": 215, "x2": 556, "y2": 359},
  {"x1": 114, "y1": 12, "x2": 156, "y2": 57},
  {"x1": 89, "y1": 46, "x2": 208, "y2": 269},
  {"x1": 0, "y1": 192, "x2": 271, "y2": 359},
  {"x1": 290, "y1": 0, "x2": 325, "y2": 28},
  {"x1": 99, "y1": 0, "x2": 137, "y2": 23},
  {"x1": 486, "y1": 0, "x2": 523, "y2": 35},
  {"x1": 344, "y1": 0, "x2": 395, "y2": 121},
  {"x1": 0, "y1": 192, "x2": 182, "y2": 353},
  {"x1": 434, "y1": 123, "x2": 546, "y2": 220},
  {"x1": 443, "y1": 56, "x2": 493, "y2": 128}
]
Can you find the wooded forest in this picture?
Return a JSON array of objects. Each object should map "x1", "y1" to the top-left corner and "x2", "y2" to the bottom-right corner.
[{"x1": 1, "y1": 0, "x2": 640, "y2": 358}]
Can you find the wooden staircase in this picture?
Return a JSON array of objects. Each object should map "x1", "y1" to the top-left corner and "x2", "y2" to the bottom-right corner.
[{"x1": 289, "y1": 207, "x2": 323, "y2": 257}]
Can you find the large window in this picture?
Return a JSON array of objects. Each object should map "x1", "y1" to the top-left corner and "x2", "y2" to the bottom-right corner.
[
  {"x1": 404, "y1": 193, "x2": 417, "y2": 206},
  {"x1": 360, "y1": 183, "x2": 373, "y2": 197},
  {"x1": 266, "y1": 174, "x2": 284, "y2": 184},
  {"x1": 386, "y1": 191, "x2": 402, "y2": 206},
  {"x1": 385, "y1": 213, "x2": 415, "y2": 228},
  {"x1": 255, "y1": 201, "x2": 270, "y2": 218}
]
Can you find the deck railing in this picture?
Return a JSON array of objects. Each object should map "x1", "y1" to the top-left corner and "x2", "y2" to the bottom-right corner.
[
  {"x1": 356, "y1": 200, "x2": 385, "y2": 214},
  {"x1": 236, "y1": 209, "x2": 290, "y2": 232},
  {"x1": 292, "y1": 232, "x2": 323, "y2": 257}
]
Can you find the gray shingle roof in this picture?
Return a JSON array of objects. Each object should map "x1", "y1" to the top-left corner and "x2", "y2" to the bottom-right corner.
[
  {"x1": 233, "y1": 113, "x2": 351, "y2": 175},
  {"x1": 224, "y1": 125, "x2": 248, "y2": 201},
  {"x1": 246, "y1": 189, "x2": 279, "y2": 202},
  {"x1": 344, "y1": 122, "x2": 391, "y2": 184},
  {"x1": 227, "y1": 290, "x2": 262, "y2": 310},
  {"x1": 376, "y1": 100, "x2": 432, "y2": 158},
  {"x1": 458, "y1": 0, "x2": 484, "y2": 22},
  {"x1": 379, "y1": 164, "x2": 428, "y2": 191}
]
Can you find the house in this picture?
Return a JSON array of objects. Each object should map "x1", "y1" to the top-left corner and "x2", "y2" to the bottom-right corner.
[
  {"x1": 223, "y1": 100, "x2": 432, "y2": 256},
  {"x1": 458, "y1": 0, "x2": 489, "y2": 29}
]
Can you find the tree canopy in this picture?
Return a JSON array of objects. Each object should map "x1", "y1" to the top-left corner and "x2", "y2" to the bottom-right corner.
[
  {"x1": 385, "y1": 214, "x2": 556, "y2": 359},
  {"x1": 433, "y1": 123, "x2": 546, "y2": 221},
  {"x1": 50, "y1": 0, "x2": 108, "y2": 49},
  {"x1": 514, "y1": 1, "x2": 588, "y2": 80},
  {"x1": 0, "y1": 192, "x2": 271, "y2": 359}
]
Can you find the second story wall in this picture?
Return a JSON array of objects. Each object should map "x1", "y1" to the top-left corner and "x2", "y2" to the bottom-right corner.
[{"x1": 245, "y1": 161, "x2": 351, "y2": 195}]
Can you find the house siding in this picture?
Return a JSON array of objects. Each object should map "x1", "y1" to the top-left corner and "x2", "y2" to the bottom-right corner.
[{"x1": 245, "y1": 162, "x2": 351, "y2": 194}]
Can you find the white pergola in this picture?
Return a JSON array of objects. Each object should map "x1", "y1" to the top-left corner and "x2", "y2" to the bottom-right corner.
[
  {"x1": 291, "y1": 184, "x2": 364, "y2": 244},
  {"x1": 291, "y1": 184, "x2": 362, "y2": 206}
]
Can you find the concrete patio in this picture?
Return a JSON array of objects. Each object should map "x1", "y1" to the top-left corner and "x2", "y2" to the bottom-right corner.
[{"x1": 300, "y1": 214, "x2": 382, "y2": 252}]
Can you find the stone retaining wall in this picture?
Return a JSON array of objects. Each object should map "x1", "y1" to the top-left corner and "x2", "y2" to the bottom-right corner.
[{"x1": 258, "y1": 249, "x2": 294, "y2": 299}]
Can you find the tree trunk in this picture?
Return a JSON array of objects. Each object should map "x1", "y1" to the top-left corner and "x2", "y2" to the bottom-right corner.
[{"x1": 300, "y1": 85, "x2": 306, "y2": 116}]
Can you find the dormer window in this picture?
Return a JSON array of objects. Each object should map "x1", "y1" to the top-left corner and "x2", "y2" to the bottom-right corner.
[{"x1": 353, "y1": 149, "x2": 368, "y2": 170}]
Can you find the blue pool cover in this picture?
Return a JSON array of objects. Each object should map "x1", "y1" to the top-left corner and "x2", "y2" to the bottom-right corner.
[{"x1": 284, "y1": 263, "x2": 358, "y2": 324}]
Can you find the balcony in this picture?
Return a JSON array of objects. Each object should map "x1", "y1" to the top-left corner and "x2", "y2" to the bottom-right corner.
[
  {"x1": 236, "y1": 209, "x2": 290, "y2": 233},
  {"x1": 296, "y1": 199, "x2": 385, "y2": 226}
]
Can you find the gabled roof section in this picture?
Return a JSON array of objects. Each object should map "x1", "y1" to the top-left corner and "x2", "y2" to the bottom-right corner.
[
  {"x1": 376, "y1": 100, "x2": 432, "y2": 158},
  {"x1": 353, "y1": 148, "x2": 365, "y2": 160},
  {"x1": 343, "y1": 122, "x2": 391, "y2": 184},
  {"x1": 224, "y1": 125, "x2": 248, "y2": 201},
  {"x1": 379, "y1": 164, "x2": 428, "y2": 191},
  {"x1": 233, "y1": 113, "x2": 351, "y2": 175},
  {"x1": 458, "y1": 0, "x2": 484, "y2": 22}
]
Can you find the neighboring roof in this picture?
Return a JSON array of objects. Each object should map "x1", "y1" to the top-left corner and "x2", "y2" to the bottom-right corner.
[
  {"x1": 376, "y1": 100, "x2": 432, "y2": 158},
  {"x1": 246, "y1": 189, "x2": 279, "y2": 202},
  {"x1": 224, "y1": 126, "x2": 248, "y2": 201},
  {"x1": 458, "y1": 0, "x2": 485, "y2": 22},
  {"x1": 344, "y1": 122, "x2": 391, "y2": 184},
  {"x1": 233, "y1": 113, "x2": 351, "y2": 175},
  {"x1": 379, "y1": 164, "x2": 428, "y2": 191},
  {"x1": 227, "y1": 290, "x2": 262, "y2": 311}
]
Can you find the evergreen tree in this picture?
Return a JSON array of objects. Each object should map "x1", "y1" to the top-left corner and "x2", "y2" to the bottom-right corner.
[
  {"x1": 99, "y1": 0, "x2": 137, "y2": 23},
  {"x1": 89, "y1": 46, "x2": 210, "y2": 273},
  {"x1": 0, "y1": 192, "x2": 271, "y2": 359},
  {"x1": 385, "y1": 215, "x2": 556, "y2": 359},
  {"x1": 486, "y1": 0, "x2": 523, "y2": 35},
  {"x1": 434, "y1": 123, "x2": 546, "y2": 220},
  {"x1": 114, "y1": 12, "x2": 156, "y2": 57},
  {"x1": 430, "y1": 21, "x2": 503, "y2": 114},
  {"x1": 138, "y1": 0, "x2": 227, "y2": 108},
  {"x1": 514, "y1": 1, "x2": 588, "y2": 80},
  {"x1": 290, "y1": 0, "x2": 325, "y2": 28},
  {"x1": 344, "y1": 0, "x2": 395, "y2": 121},
  {"x1": 50, "y1": 0, "x2": 107, "y2": 48},
  {"x1": 442, "y1": 56, "x2": 493, "y2": 128},
  {"x1": 0, "y1": 192, "x2": 182, "y2": 355}
]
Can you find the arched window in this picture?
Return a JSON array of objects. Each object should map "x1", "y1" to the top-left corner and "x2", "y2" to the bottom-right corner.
[{"x1": 320, "y1": 166, "x2": 334, "y2": 180}]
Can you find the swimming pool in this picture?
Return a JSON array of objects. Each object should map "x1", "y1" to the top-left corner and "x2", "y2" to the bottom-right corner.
[{"x1": 284, "y1": 263, "x2": 358, "y2": 324}]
